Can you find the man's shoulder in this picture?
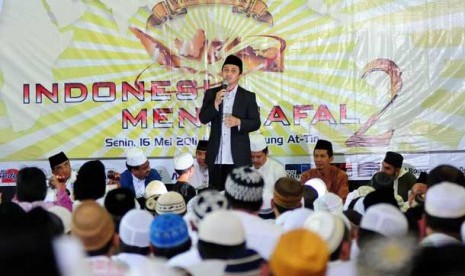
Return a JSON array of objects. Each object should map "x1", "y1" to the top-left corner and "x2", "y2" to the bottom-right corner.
[
  {"x1": 237, "y1": 86, "x2": 255, "y2": 96},
  {"x1": 120, "y1": 170, "x2": 132, "y2": 184}
]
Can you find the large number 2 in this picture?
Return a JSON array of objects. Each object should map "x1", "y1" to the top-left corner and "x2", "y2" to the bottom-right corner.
[{"x1": 346, "y1": 58, "x2": 402, "y2": 147}]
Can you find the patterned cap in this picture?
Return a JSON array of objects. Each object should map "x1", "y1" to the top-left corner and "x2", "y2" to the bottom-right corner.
[
  {"x1": 225, "y1": 166, "x2": 264, "y2": 203},
  {"x1": 192, "y1": 190, "x2": 231, "y2": 227},
  {"x1": 71, "y1": 200, "x2": 115, "y2": 251},
  {"x1": 155, "y1": 192, "x2": 186, "y2": 215},
  {"x1": 150, "y1": 213, "x2": 189, "y2": 248}
]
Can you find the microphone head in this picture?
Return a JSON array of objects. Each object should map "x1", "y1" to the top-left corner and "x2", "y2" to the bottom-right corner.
[{"x1": 221, "y1": 80, "x2": 229, "y2": 90}]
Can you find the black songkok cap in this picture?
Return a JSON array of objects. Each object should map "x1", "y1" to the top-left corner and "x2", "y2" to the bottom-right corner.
[
  {"x1": 196, "y1": 140, "x2": 208, "y2": 151},
  {"x1": 383, "y1": 151, "x2": 403, "y2": 168},
  {"x1": 223, "y1": 55, "x2": 243, "y2": 74},
  {"x1": 314, "y1": 139, "x2": 333, "y2": 156},
  {"x1": 49, "y1": 151, "x2": 69, "y2": 170}
]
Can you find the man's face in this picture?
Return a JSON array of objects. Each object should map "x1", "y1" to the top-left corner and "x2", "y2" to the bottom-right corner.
[
  {"x1": 131, "y1": 160, "x2": 151, "y2": 180},
  {"x1": 52, "y1": 160, "x2": 71, "y2": 180},
  {"x1": 408, "y1": 183, "x2": 427, "y2": 207},
  {"x1": 196, "y1": 150, "x2": 207, "y2": 168},
  {"x1": 222, "y1": 64, "x2": 241, "y2": 87},
  {"x1": 381, "y1": 162, "x2": 399, "y2": 178},
  {"x1": 313, "y1": 149, "x2": 333, "y2": 170},
  {"x1": 251, "y1": 150, "x2": 267, "y2": 169}
]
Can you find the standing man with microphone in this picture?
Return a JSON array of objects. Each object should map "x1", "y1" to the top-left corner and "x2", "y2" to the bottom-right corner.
[{"x1": 199, "y1": 55, "x2": 261, "y2": 191}]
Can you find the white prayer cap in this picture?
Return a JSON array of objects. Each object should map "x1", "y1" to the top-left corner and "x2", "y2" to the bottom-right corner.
[
  {"x1": 275, "y1": 208, "x2": 313, "y2": 231},
  {"x1": 250, "y1": 133, "x2": 267, "y2": 152},
  {"x1": 126, "y1": 148, "x2": 147, "y2": 166},
  {"x1": 145, "y1": 180, "x2": 168, "y2": 198},
  {"x1": 48, "y1": 205, "x2": 72, "y2": 234},
  {"x1": 173, "y1": 152, "x2": 194, "y2": 170},
  {"x1": 313, "y1": 192, "x2": 343, "y2": 214},
  {"x1": 119, "y1": 209, "x2": 153, "y2": 247},
  {"x1": 304, "y1": 211, "x2": 346, "y2": 253},
  {"x1": 198, "y1": 210, "x2": 245, "y2": 246},
  {"x1": 425, "y1": 181, "x2": 465, "y2": 218},
  {"x1": 360, "y1": 203, "x2": 408, "y2": 237},
  {"x1": 304, "y1": 178, "x2": 327, "y2": 198}
]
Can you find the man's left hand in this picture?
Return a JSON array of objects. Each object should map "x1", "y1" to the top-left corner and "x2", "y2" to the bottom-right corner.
[{"x1": 225, "y1": 115, "x2": 240, "y2": 128}]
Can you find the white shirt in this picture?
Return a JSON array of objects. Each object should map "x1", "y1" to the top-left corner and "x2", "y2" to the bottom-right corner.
[
  {"x1": 44, "y1": 170, "x2": 77, "y2": 202},
  {"x1": 420, "y1": 233, "x2": 461, "y2": 247},
  {"x1": 168, "y1": 247, "x2": 202, "y2": 269},
  {"x1": 132, "y1": 174, "x2": 146, "y2": 198},
  {"x1": 232, "y1": 210, "x2": 283, "y2": 260},
  {"x1": 253, "y1": 158, "x2": 287, "y2": 212},
  {"x1": 327, "y1": 260, "x2": 357, "y2": 276},
  {"x1": 215, "y1": 85, "x2": 238, "y2": 165},
  {"x1": 112, "y1": 253, "x2": 149, "y2": 271},
  {"x1": 190, "y1": 160, "x2": 209, "y2": 189}
]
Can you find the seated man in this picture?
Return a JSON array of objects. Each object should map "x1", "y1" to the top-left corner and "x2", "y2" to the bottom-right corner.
[
  {"x1": 250, "y1": 133, "x2": 287, "y2": 219},
  {"x1": 370, "y1": 151, "x2": 416, "y2": 202},
  {"x1": 190, "y1": 140, "x2": 209, "y2": 191},
  {"x1": 46, "y1": 151, "x2": 77, "y2": 201},
  {"x1": 300, "y1": 139, "x2": 349, "y2": 202},
  {"x1": 120, "y1": 148, "x2": 161, "y2": 208}
]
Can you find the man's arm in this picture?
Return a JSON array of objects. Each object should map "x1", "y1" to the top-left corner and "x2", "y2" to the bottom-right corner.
[
  {"x1": 335, "y1": 170, "x2": 349, "y2": 202},
  {"x1": 236, "y1": 92, "x2": 260, "y2": 133},
  {"x1": 199, "y1": 88, "x2": 220, "y2": 124}
]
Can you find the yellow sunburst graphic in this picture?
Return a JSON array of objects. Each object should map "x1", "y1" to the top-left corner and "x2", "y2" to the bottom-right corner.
[{"x1": 0, "y1": 0, "x2": 465, "y2": 161}]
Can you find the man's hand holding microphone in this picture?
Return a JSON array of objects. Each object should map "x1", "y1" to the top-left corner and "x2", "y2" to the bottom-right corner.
[{"x1": 215, "y1": 80, "x2": 241, "y2": 128}]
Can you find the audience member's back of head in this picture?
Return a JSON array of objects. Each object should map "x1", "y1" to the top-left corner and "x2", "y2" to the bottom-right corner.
[
  {"x1": 197, "y1": 210, "x2": 245, "y2": 260},
  {"x1": 27, "y1": 207, "x2": 65, "y2": 237},
  {"x1": 370, "y1": 171, "x2": 394, "y2": 191},
  {"x1": 303, "y1": 185, "x2": 318, "y2": 209},
  {"x1": 73, "y1": 160, "x2": 106, "y2": 201},
  {"x1": 150, "y1": 213, "x2": 191, "y2": 259},
  {"x1": 0, "y1": 201, "x2": 26, "y2": 227},
  {"x1": 427, "y1": 164, "x2": 465, "y2": 187},
  {"x1": 357, "y1": 236, "x2": 416, "y2": 276},
  {"x1": 0, "y1": 205, "x2": 60, "y2": 275},
  {"x1": 411, "y1": 244, "x2": 465, "y2": 276},
  {"x1": 269, "y1": 229, "x2": 328, "y2": 276},
  {"x1": 104, "y1": 187, "x2": 137, "y2": 232},
  {"x1": 225, "y1": 167, "x2": 264, "y2": 212},
  {"x1": 16, "y1": 167, "x2": 47, "y2": 202}
]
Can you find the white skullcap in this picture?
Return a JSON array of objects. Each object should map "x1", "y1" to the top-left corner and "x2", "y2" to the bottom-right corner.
[
  {"x1": 304, "y1": 178, "x2": 327, "y2": 198},
  {"x1": 304, "y1": 211, "x2": 346, "y2": 253},
  {"x1": 145, "y1": 180, "x2": 168, "y2": 198},
  {"x1": 198, "y1": 210, "x2": 245, "y2": 246},
  {"x1": 313, "y1": 192, "x2": 343, "y2": 214},
  {"x1": 425, "y1": 181, "x2": 465, "y2": 218},
  {"x1": 126, "y1": 148, "x2": 147, "y2": 166},
  {"x1": 250, "y1": 133, "x2": 267, "y2": 152},
  {"x1": 360, "y1": 203, "x2": 408, "y2": 237},
  {"x1": 174, "y1": 152, "x2": 194, "y2": 170},
  {"x1": 48, "y1": 205, "x2": 72, "y2": 234},
  {"x1": 275, "y1": 208, "x2": 313, "y2": 231},
  {"x1": 119, "y1": 209, "x2": 153, "y2": 247}
]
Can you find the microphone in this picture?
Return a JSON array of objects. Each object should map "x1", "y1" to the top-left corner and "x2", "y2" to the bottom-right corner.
[{"x1": 221, "y1": 80, "x2": 229, "y2": 90}]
